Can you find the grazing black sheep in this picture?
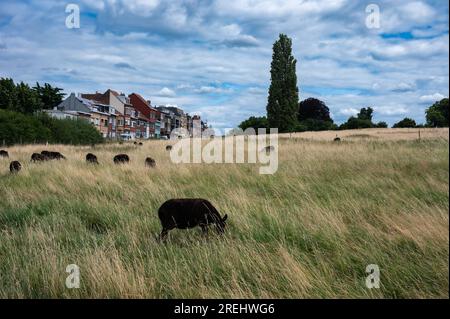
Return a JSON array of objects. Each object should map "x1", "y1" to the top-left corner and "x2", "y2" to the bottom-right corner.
[
  {"x1": 86, "y1": 153, "x2": 99, "y2": 164},
  {"x1": 113, "y1": 154, "x2": 130, "y2": 164},
  {"x1": 31, "y1": 153, "x2": 47, "y2": 162},
  {"x1": 334, "y1": 135, "x2": 341, "y2": 142},
  {"x1": 157, "y1": 198, "x2": 228, "y2": 241},
  {"x1": 50, "y1": 151, "x2": 65, "y2": 160},
  {"x1": 9, "y1": 161, "x2": 21, "y2": 173},
  {"x1": 134, "y1": 141, "x2": 137, "y2": 145},
  {"x1": 145, "y1": 157, "x2": 156, "y2": 167},
  {"x1": 165, "y1": 145, "x2": 173, "y2": 151},
  {"x1": 0, "y1": 150, "x2": 9, "y2": 158},
  {"x1": 139, "y1": 142, "x2": 143, "y2": 146},
  {"x1": 262, "y1": 145, "x2": 275, "y2": 153},
  {"x1": 41, "y1": 150, "x2": 51, "y2": 158},
  {"x1": 41, "y1": 151, "x2": 65, "y2": 160}
]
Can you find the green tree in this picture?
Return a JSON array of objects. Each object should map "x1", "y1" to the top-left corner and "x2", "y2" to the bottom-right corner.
[
  {"x1": 0, "y1": 109, "x2": 51, "y2": 145},
  {"x1": 393, "y1": 118, "x2": 416, "y2": 128},
  {"x1": 266, "y1": 34, "x2": 299, "y2": 132},
  {"x1": 426, "y1": 98, "x2": 449, "y2": 127},
  {"x1": 375, "y1": 121, "x2": 388, "y2": 128},
  {"x1": 298, "y1": 98, "x2": 336, "y2": 131},
  {"x1": 339, "y1": 116, "x2": 373, "y2": 130},
  {"x1": 34, "y1": 82, "x2": 65, "y2": 109},
  {"x1": 357, "y1": 107, "x2": 374, "y2": 121},
  {"x1": 0, "y1": 110, "x2": 103, "y2": 146},
  {"x1": 238, "y1": 116, "x2": 268, "y2": 132},
  {"x1": 42, "y1": 115, "x2": 104, "y2": 145},
  {"x1": 340, "y1": 107, "x2": 378, "y2": 130},
  {"x1": 15, "y1": 81, "x2": 43, "y2": 114},
  {"x1": 0, "y1": 78, "x2": 17, "y2": 111}
]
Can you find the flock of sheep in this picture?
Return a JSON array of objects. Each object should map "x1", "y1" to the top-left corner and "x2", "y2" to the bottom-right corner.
[
  {"x1": 1, "y1": 135, "x2": 343, "y2": 174},
  {"x1": 1, "y1": 145, "x2": 230, "y2": 240},
  {"x1": 1, "y1": 136, "x2": 342, "y2": 238},
  {"x1": 0, "y1": 143, "x2": 171, "y2": 174}
]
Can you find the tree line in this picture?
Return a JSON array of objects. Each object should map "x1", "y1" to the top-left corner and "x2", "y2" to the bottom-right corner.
[
  {"x1": 0, "y1": 78, "x2": 103, "y2": 146},
  {"x1": 239, "y1": 34, "x2": 449, "y2": 132}
]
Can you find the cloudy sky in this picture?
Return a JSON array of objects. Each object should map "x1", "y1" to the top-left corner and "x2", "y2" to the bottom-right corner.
[{"x1": 0, "y1": 0, "x2": 448, "y2": 129}]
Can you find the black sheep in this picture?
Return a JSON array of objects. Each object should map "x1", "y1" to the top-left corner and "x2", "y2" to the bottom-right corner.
[
  {"x1": 113, "y1": 154, "x2": 130, "y2": 164},
  {"x1": 0, "y1": 150, "x2": 9, "y2": 158},
  {"x1": 157, "y1": 198, "x2": 228, "y2": 241},
  {"x1": 145, "y1": 157, "x2": 156, "y2": 167},
  {"x1": 41, "y1": 151, "x2": 65, "y2": 160},
  {"x1": 86, "y1": 153, "x2": 99, "y2": 164},
  {"x1": 31, "y1": 153, "x2": 47, "y2": 162},
  {"x1": 262, "y1": 145, "x2": 275, "y2": 153},
  {"x1": 9, "y1": 161, "x2": 21, "y2": 173}
]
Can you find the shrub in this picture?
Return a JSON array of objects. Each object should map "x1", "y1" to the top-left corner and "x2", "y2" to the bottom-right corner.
[
  {"x1": 375, "y1": 121, "x2": 389, "y2": 128},
  {"x1": 393, "y1": 118, "x2": 417, "y2": 128},
  {"x1": 0, "y1": 110, "x2": 103, "y2": 146},
  {"x1": 238, "y1": 116, "x2": 269, "y2": 131},
  {"x1": 426, "y1": 98, "x2": 449, "y2": 127},
  {"x1": 0, "y1": 109, "x2": 51, "y2": 145},
  {"x1": 298, "y1": 118, "x2": 337, "y2": 131},
  {"x1": 339, "y1": 117, "x2": 373, "y2": 130},
  {"x1": 298, "y1": 98, "x2": 332, "y2": 122}
]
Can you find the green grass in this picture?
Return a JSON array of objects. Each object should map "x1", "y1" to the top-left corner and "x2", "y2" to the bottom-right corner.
[{"x1": 0, "y1": 136, "x2": 448, "y2": 298}]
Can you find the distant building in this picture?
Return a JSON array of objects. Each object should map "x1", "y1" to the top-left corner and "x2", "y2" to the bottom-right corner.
[
  {"x1": 43, "y1": 109, "x2": 87, "y2": 121},
  {"x1": 129, "y1": 93, "x2": 161, "y2": 138},
  {"x1": 54, "y1": 93, "x2": 112, "y2": 138},
  {"x1": 158, "y1": 108, "x2": 172, "y2": 137},
  {"x1": 54, "y1": 90, "x2": 200, "y2": 140}
]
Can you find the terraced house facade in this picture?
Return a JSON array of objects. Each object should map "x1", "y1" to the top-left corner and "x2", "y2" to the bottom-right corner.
[{"x1": 51, "y1": 89, "x2": 207, "y2": 140}]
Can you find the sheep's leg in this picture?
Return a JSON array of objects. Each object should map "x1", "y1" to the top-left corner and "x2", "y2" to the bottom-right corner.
[
  {"x1": 158, "y1": 228, "x2": 169, "y2": 242},
  {"x1": 201, "y1": 225, "x2": 208, "y2": 237}
]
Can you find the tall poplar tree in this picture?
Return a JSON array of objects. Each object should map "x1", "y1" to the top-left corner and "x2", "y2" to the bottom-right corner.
[{"x1": 266, "y1": 34, "x2": 299, "y2": 132}]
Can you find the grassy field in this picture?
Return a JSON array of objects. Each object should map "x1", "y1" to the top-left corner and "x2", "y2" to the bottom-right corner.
[{"x1": 0, "y1": 128, "x2": 448, "y2": 298}]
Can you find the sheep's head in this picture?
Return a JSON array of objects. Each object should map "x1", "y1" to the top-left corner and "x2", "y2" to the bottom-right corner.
[{"x1": 216, "y1": 214, "x2": 228, "y2": 233}]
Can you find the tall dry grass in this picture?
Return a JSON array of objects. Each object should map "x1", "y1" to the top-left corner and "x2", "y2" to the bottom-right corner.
[{"x1": 0, "y1": 128, "x2": 448, "y2": 298}]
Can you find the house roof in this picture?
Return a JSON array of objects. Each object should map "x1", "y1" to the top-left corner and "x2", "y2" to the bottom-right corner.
[
  {"x1": 130, "y1": 92, "x2": 148, "y2": 105},
  {"x1": 107, "y1": 89, "x2": 120, "y2": 97},
  {"x1": 81, "y1": 92, "x2": 108, "y2": 105},
  {"x1": 81, "y1": 89, "x2": 121, "y2": 105}
]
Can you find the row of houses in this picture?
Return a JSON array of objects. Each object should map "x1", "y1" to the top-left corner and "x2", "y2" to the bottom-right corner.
[{"x1": 46, "y1": 89, "x2": 207, "y2": 140}]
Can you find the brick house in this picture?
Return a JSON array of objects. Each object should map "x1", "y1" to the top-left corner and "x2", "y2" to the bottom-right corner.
[
  {"x1": 81, "y1": 90, "x2": 135, "y2": 140},
  {"x1": 129, "y1": 93, "x2": 161, "y2": 138}
]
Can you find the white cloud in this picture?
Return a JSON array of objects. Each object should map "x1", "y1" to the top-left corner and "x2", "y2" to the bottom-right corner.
[
  {"x1": 339, "y1": 108, "x2": 359, "y2": 116},
  {"x1": 194, "y1": 86, "x2": 233, "y2": 94},
  {"x1": 420, "y1": 93, "x2": 447, "y2": 103},
  {"x1": 381, "y1": 1, "x2": 437, "y2": 33},
  {"x1": 375, "y1": 106, "x2": 408, "y2": 116},
  {"x1": 158, "y1": 87, "x2": 176, "y2": 97},
  {"x1": 393, "y1": 82, "x2": 416, "y2": 92},
  {"x1": 0, "y1": 0, "x2": 448, "y2": 129},
  {"x1": 119, "y1": 0, "x2": 160, "y2": 16}
]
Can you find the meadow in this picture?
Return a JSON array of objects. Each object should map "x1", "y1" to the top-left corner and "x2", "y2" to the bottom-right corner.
[{"x1": 0, "y1": 128, "x2": 448, "y2": 298}]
